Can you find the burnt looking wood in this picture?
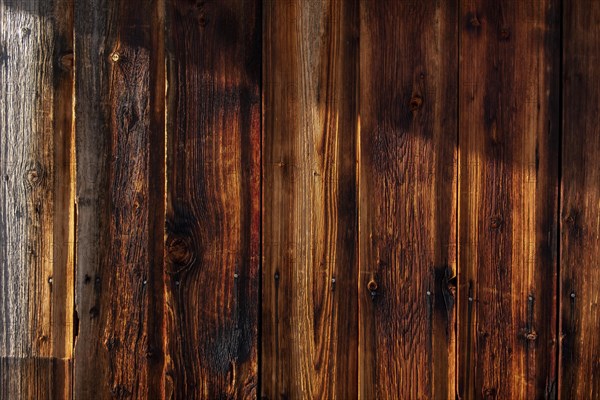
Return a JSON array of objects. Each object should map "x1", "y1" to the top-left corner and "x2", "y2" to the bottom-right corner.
[{"x1": 0, "y1": 0, "x2": 599, "y2": 399}]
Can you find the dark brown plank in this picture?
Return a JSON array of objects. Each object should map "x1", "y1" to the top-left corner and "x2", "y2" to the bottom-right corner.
[
  {"x1": 74, "y1": 0, "x2": 166, "y2": 398},
  {"x1": 0, "y1": 0, "x2": 74, "y2": 397},
  {"x1": 561, "y1": 0, "x2": 600, "y2": 398},
  {"x1": 164, "y1": 0, "x2": 260, "y2": 397},
  {"x1": 358, "y1": 1, "x2": 458, "y2": 398},
  {"x1": 458, "y1": 0, "x2": 560, "y2": 398},
  {"x1": 262, "y1": 0, "x2": 358, "y2": 398}
]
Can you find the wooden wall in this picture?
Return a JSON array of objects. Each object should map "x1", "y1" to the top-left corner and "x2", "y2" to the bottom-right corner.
[{"x1": 0, "y1": 0, "x2": 598, "y2": 399}]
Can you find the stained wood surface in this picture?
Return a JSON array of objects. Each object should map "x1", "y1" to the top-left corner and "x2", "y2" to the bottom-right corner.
[
  {"x1": 458, "y1": 0, "x2": 560, "y2": 398},
  {"x1": 164, "y1": 0, "x2": 260, "y2": 397},
  {"x1": 74, "y1": 0, "x2": 165, "y2": 398},
  {"x1": 0, "y1": 0, "x2": 74, "y2": 398},
  {"x1": 561, "y1": 0, "x2": 600, "y2": 398},
  {"x1": 262, "y1": 0, "x2": 358, "y2": 398},
  {"x1": 3, "y1": 0, "x2": 600, "y2": 399},
  {"x1": 358, "y1": 1, "x2": 458, "y2": 398}
]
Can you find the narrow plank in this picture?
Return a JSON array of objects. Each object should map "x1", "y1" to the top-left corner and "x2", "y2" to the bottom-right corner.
[
  {"x1": 358, "y1": 1, "x2": 458, "y2": 398},
  {"x1": 458, "y1": 0, "x2": 560, "y2": 398},
  {"x1": 0, "y1": 0, "x2": 74, "y2": 397},
  {"x1": 561, "y1": 0, "x2": 600, "y2": 397},
  {"x1": 262, "y1": 0, "x2": 358, "y2": 398},
  {"x1": 164, "y1": 0, "x2": 260, "y2": 397},
  {"x1": 74, "y1": 0, "x2": 166, "y2": 398}
]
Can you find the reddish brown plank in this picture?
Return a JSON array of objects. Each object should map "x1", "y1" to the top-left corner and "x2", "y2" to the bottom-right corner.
[
  {"x1": 163, "y1": 0, "x2": 260, "y2": 397},
  {"x1": 262, "y1": 0, "x2": 359, "y2": 398},
  {"x1": 561, "y1": 0, "x2": 600, "y2": 398},
  {"x1": 358, "y1": 1, "x2": 458, "y2": 398},
  {"x1": 458, "y1": 0, "x2": 560, "y2": 398},
  {"x1": 74, "y1": 0, "x2": 166, "y2": 398}
]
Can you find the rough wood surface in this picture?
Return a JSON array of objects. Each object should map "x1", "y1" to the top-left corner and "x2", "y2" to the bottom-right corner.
[
  {"x1": 74, "y1": 0, "x2": 165, "y2": 398},
  {"x1": 458, "y1": 0, "x2": 560, "y2": 398},
  {"x1": 561, "y1": 0, "x2": 600, "y2": 398},
  {"x1": 5, "y1": 1, "x2": 600, "y2": 398},
  {"x1": 0, "y1": 0, "x2": 74, "y2": 398},
  {"x1": 358, "y1": 1, "x2": 458, "y2": 398},
  {"x1": 164, "y1": 0, "x2": 260, "y2": 397},
  {"x1": 262, "y1": 0, "x2": 358, "y2": 398}
]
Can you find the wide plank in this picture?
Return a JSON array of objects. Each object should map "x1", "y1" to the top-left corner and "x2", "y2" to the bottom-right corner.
[
  {"x1": 74, "y1": 0, "x2": 166, "y2": 397},
  {"x1": 262, "y1": 0, "x2": 359, "y2": 398},
  {"x1": 458, "y1": 0, "x2": 560, "y2": 398},
  {"x1": 163, "y1": 0, "x2": 260, "y2": 397},
  {"x1": 358, "y1": 0, "x2": 458, "y2": 398}
]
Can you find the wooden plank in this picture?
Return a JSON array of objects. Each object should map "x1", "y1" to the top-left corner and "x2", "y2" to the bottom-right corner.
[
  {"x1": 163, "y1": 0, "x2": 260, "y2": 397},
  {"x1": 561, "y1": 0, "x2": 600, "y2": 397},
  {"x1": 0, "y1": 357, "x2": 72, "y2": 400},
  {"x1": 73, "y1": 0, "x2": 166, "y2": 398},
  {"x1": 261, "y1": 0, "x2": 359, "y2": 398},
  {"x1": 0, "y1": 0, "x2": 74, "y2": 398},
  {"x1": 458, "y1": 0, "x2": 560, "y2": 398},
  {"x1": 358, "y1": 1, "x2": 457, "y2": 398}
]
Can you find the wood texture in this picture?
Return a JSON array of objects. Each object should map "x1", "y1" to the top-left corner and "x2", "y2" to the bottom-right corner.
[
  {"x1": 561, "y1": 0, "x2": 600, "y2": 398},
  {"x1": 262, "y1": 0, "x2": 358, "y2": 398},
  {"x1": 0, "y1": 0, "x2": 74, "y2": 398},
  {"x1": 6, "y1": 1, "x2": 600, "y2": 398},
  {"x1": 164, "y1": 0, "x2": 260, "y2": 397},
  {"x1": 358, "y1": 1, "x2": 458, "y2": 398},
  {"x1": 74, "y1": 0, "x2": 165, "y2": 398},
  {"x1": 458, "y1": 0, "x2": 560, "y2": 398}
]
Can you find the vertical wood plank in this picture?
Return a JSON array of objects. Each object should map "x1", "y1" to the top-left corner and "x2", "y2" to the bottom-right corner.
[
  {"x1": 458, "y1": 0, "x2": 560, "y2": 398},
  {"x1": 561, "y1": 0, "x2": 600, "y2": 398},
  {"x1": 358, "y1": 1, "x2": 458, "y2": 398},
  {"x1": 0, "y1": 0, "x2": 74, "y2": 398},
  {"x1": 261, "y1": 0, "x2": 358, "y2": 398},
  {"x1": 164, "y1": 0, "x2": 260, "y2": 397},
  {"x1": 74, "y1": 0, "x2": 166, "y2": 398}
]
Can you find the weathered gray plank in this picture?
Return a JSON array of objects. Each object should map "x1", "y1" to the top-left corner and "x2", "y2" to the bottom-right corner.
[{"x1": 0, "y1": 0, "x2": 74, "y2": 398}]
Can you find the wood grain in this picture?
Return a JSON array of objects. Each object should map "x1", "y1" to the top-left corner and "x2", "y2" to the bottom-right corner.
[
  {"x1": 358, "y1": 1, "x2": 458, "y2": 398},
  {"x1": 261, "y1": 0, "x2": 358, "y2": 399},
  {"x1": 458, "y1": 0, "x2": 560, "y2": 398},
  {"x1": 0, "y1": 0, "x2": 74, "y2": 398},
  {"x1": 74, "y1": 0, "x2": 166, "y2": 398},
  {"x1": 164, "y1": 0, "x2": 260, "y2": 397},
  {"x1": 261, "y1": 0, "x2": 358, "y2": 398},
  {"x1": 561, "y1": 0, "x2": 600, "y2": 398}
]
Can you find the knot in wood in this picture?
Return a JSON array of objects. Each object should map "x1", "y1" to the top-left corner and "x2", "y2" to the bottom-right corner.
[
  {"x1": 409, "y1": 95, "x2": 423, "y2": 111},
  {"x1": 490, "y1": 215, "x2": 504, "y2": 230},
  {"x1": 59, "y1": 52, "x2": 74, "y2": 70},
  {"x1": 24, "y1": 161, "x2": 45, "y2": 187},
  {"x1": 167, "y1": 236, "x2": 195, "y2": 270},
  {"x1": 110, "y1": 52, "x2": 120, "y2": 63},
  {"x1": 499, "y1": 27, "x2": 511, "y2": 40},
  {"x1": 367, "y1": 279, "x2": 378, "y2": 291},
  {"x1": 525, "y1": 330, "x2": 538, "y2": 341},
  {"x1": 368, "y1": 279, "x2": 379, "y2": 300}
]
